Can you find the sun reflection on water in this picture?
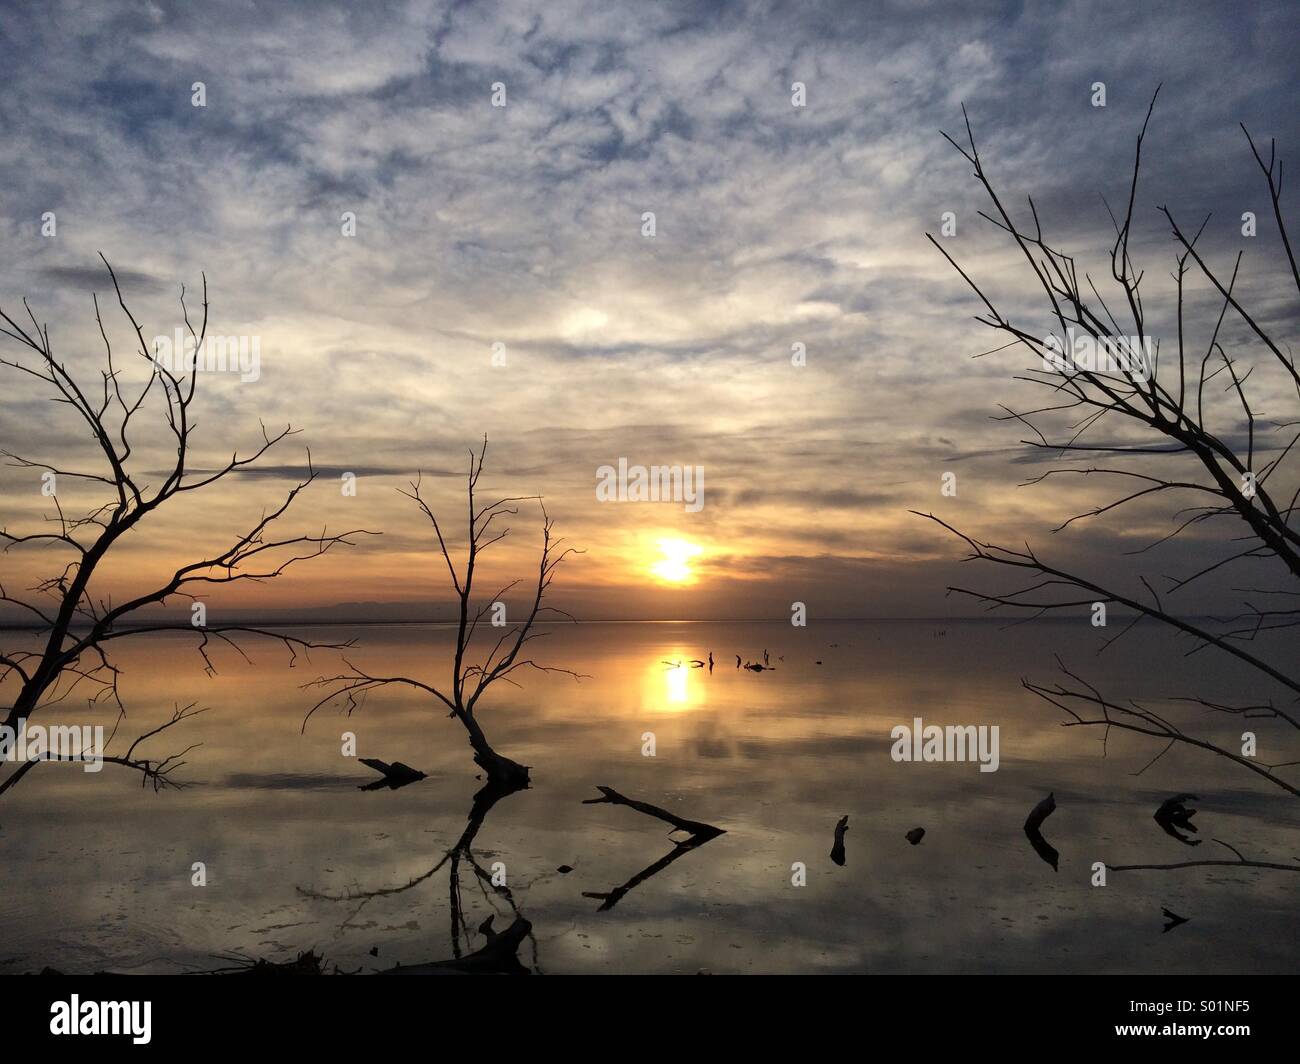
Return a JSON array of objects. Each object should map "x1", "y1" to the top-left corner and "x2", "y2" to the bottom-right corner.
[{"x1": 647, "y1": 649, "x2": 702, "y2": 711}]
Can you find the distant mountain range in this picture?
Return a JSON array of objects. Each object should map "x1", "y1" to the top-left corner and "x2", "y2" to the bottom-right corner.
[{"x1": 0, "y1": 600, "x2": 457, "y2": 629}]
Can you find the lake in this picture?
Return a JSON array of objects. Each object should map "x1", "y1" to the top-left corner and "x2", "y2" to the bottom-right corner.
[{"x1": 2, "y1": 619, "x2": 1296, "y2": 974}]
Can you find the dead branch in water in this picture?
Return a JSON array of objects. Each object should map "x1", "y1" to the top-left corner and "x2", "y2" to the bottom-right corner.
[
  {"x1": 831, "y1": 815, "x2": 848, "y2": 866},
  {"x1": 357, "y1": 758, "x2": 426, "y2": 791},
  {"x1": 1108, "y1": 838, "x2": 1300, "y2": 874},
  {"x1": 582, "y1": 785, "x2": 726, "y2": 839},
  {"x1": 581, "y1": 786, "x2": 725, "y2": 911},
  {"x1": 304, "y1": 437, "x2": 581, "y2": 789},
  {"x1": 380, "y1": 915, "x2": 531, "y2": 975},
  {"x1": 1024, "y1": 792, "x2": 1059, "y2": 871}
]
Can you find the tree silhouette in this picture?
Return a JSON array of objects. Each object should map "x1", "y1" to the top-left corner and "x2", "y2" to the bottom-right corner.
[
  {"x1": 920, "y1": 90, "x2": 1299, "y2": 796},
  {"x1": 0, "y1": 256, "x2": 370, "y2": 796},
  {"x1": 307, "y1": 438, "x2": 578, "y2": 788}
]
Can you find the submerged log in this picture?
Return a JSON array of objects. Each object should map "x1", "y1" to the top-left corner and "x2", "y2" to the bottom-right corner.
[
  {"x1": 1153, "y1": 794, "x2": 1200, "y2": 846},
  {"x1": 831, "y1": 815, "x2": 849, "y2": 866},
  {"x1": 358, "y1": 758, "x2": 427, "y2": 790},
  {"x1": 1023, "y1": 792, "x2": 1059, "y2": 871}
]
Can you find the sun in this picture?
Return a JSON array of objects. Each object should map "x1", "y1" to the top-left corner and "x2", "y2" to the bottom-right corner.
[{"x1": 649, "y1": 538, "x2": 702, "y2": 585}]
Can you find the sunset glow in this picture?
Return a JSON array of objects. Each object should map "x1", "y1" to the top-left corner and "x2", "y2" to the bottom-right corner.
[
  {"x1": 649, "y1": 539, "x2": 702, "y2": 585},
  {"x1": 1, "y1": 0, "x2": 1295, "y2": 996}
]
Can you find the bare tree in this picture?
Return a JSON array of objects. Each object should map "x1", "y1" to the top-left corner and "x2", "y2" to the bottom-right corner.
[
  {"x1": 0, "y1": 256, "x2": 370, "y2": 795},
  {"x1": 307, "y1": 438, "x2": 578, "y2": 789},
  {"x1": 919, "y1": 90, "x2": 1299, "y2": 797}
]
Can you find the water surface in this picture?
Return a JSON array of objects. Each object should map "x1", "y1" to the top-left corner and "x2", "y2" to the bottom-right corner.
[{"x1": 2, "y1": 620, "x2": 1295, "y2": 974}]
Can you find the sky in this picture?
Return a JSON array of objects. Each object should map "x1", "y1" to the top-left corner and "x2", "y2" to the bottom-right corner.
[{"x1": 0, "y1": 0, "x2": 1297, "y2": 621}]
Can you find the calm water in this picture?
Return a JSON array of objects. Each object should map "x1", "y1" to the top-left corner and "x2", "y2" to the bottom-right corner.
[{"x1": 2, "y1": 620, "x2": 1296, "y2": 974}]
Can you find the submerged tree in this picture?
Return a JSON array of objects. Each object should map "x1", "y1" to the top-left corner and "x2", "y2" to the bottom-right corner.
[
  {"x1": 0, "y1": 256, "x2": 368, "y2": 796},
  {"x1": 307, "y1": 438, "x2": 578, "y2": 789},
  {"x1": 920, "y1": 90, "x2": 1299, "y2": 797}
]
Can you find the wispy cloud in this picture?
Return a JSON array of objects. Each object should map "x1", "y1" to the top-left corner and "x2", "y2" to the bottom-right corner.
[{"x1": 0, "y1": 0, "x2": 1296, "y2": 618}]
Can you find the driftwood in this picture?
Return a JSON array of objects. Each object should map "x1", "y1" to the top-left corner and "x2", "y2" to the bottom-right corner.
[
  {"x1": 1023, "y1": 793, "x2": 1059, "y2": 872},
  {"x1": 175, "y1": 922, "x2": 528, "y2": 976},
  {"x1": 1108, "y1": 838, "x2": 1300, "y2": 875},
  {"x1": 358, "y1": 758, "x2": 426, "y2": 791},
  {"x1": 830, "y1": 815, "x2": 848, "y2": 866},
  {"x1": 380, "y1": 916, "x2": 531, "y2": 975},
  {"x1": 581, "y1": 786, "x2": 725, "y2": 911},
  {"x1": 582, "y1": 786, "x2": 724, "y2": 838},
  {"x1": 1153, "y1": 794, "x2": 1199, "y2": 846},
  {"x1": 240, "y1": 950, "x2": 325, "y2": 975}
]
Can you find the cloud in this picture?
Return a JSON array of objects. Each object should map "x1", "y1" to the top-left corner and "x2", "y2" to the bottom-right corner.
[
  {"x1": 35, "y1": 264, "x2": 168, "y2": 293},
  {"x1": 0, "y1": 0, "x2": 1296, "y2": 617}
]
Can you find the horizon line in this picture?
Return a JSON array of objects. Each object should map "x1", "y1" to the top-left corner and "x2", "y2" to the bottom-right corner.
[{"x1": 0, "y1": 613, "x2": 1186, "y2": 632}]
